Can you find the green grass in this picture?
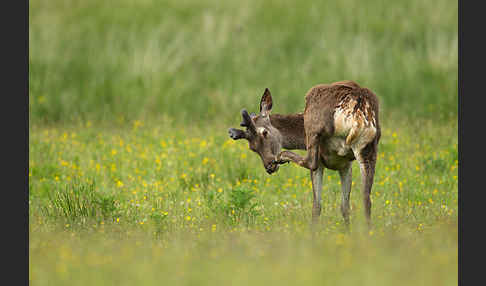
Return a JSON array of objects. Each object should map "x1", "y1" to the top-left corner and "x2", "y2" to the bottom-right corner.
[
  {"x1": 29, "y1": 0, "x2": 457, "y2": 285},
  {"x1": 42, "y1": 180, "x2": 118, "y2": 223},
  {"x1": 30, "y1": 224, "x2": 457, "y2": 286},
  {"x1": 29, "y1": 0, "x2": 457, "y2": 125},
  {"x1": 29, "y1": 119, "x2": 457, "y2": 285}
]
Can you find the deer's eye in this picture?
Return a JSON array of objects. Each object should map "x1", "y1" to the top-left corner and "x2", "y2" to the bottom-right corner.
[
  {"x1": 261, "y1": 129, "x2": 268, "y2": 138},
  {"x1": 256, "y1": 127, "x2": 268, "y2": 137}
]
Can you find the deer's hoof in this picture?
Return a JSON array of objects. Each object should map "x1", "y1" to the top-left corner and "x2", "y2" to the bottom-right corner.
[{"x1": 272, "y1": 157, "x2": 290, "y2": 165}]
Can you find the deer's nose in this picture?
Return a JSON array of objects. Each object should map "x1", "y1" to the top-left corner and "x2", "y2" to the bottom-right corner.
[{"x1": 265, "y1": 163, "x2": 278, "y2": 174}]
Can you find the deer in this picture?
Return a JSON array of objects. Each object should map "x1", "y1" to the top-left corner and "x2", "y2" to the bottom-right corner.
[{"x1": 228, "y1": 80, "x2": 380, "y2": 227}]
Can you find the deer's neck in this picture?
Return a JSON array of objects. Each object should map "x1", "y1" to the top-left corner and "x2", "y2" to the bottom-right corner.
[{"x1": 270, "y1": 113, "x2": 306, "y2": 150}]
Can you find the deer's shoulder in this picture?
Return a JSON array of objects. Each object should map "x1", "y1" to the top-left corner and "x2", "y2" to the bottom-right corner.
[{"x1": 304, "y1": 81, "x2": 360, "y2": 111}]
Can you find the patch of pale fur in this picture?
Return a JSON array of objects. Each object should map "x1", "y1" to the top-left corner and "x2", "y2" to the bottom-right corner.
[
  {"x1": 333, "y1": 99, "x2": 377, "y2": 155},
  {"x1": 351, "y1": 125, "x2": 377, "y2": 153},
  {"x1": 333, "y1": 104, "x2": 355, "y2": 137}
]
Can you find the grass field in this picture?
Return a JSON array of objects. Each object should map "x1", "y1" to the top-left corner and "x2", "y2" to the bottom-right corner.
[{"x1": 29, "y1": 0, "x2": 458, "y2": 285}]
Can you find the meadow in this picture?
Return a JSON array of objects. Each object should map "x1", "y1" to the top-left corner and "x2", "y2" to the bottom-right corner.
[{"x1": 29, "y1": 0, "x2": 458, "y2": 285}]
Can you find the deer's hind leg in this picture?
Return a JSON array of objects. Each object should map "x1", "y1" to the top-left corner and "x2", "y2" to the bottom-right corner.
[{"x1": 353, "y1": 141, "x2": 378, "y2": 228}]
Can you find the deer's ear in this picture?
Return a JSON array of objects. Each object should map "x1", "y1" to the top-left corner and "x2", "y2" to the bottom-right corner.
[{"x1": 260, "y1": 88, "x2": 273, "y2": 116}]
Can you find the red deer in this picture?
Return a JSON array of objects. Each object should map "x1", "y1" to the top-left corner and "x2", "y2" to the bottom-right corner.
[{"x1": 228, "y1": 80, "x2": 381, "y2": 227}]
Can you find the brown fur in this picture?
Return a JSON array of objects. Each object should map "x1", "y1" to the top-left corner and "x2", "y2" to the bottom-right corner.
[{"x1": 269, "y1": 113, "x2": 306, "y2": 150}]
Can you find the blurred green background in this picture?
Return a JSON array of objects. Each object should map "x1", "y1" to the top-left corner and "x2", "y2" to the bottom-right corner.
[{"x1": 29, "y1": 0, "x2": 457, "y2": 126}]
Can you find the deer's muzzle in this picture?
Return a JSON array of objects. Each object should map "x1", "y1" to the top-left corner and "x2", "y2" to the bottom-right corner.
[{"x1": 265, "y1": 162, "x2": 279, "y2": 174}]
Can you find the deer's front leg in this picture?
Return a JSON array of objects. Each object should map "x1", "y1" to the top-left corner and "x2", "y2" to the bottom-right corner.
[
  {"x1": 274, "y1": 151, "x2": 312, "y2": 171},
  {"x1": 310, "y1": 164, "x2": 324, "y2": 224},
  {"x1": 274, "y1": 149, "x2": 319, "y2": 170},
  {"x1": 274, "y1": 135, "x2": 321, "y2": 171},
  {"x1": 338, "y1": 163, "x2": 352, "y2": 226},
  {"x1": 274, "y1": 151, "x2": 307, "y2": 168}
]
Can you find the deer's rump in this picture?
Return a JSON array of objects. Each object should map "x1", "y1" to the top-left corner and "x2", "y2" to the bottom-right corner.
[{"x1": 303, "y1": 81, "x2": 380, "y2": 170}]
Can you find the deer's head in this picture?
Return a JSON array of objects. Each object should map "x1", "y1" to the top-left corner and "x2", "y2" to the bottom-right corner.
[{"x1": 228, "y1": 88, "x2": 282, "y2": 174}]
